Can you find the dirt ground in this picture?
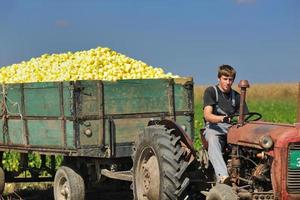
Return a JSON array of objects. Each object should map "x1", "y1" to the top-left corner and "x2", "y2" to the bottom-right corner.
[{"x1": 2, "y1": 180, "x2": 133, "y2": 200}]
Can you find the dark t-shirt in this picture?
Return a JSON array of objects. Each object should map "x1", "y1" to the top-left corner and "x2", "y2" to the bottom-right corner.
[{"x1": 203, "y1": 86, "x2": 248, "y2": 116}]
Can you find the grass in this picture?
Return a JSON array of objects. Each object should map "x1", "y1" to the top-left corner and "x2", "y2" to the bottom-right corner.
[{"x1": 193, "y1": 82, "x2": 299, "y2": 149}]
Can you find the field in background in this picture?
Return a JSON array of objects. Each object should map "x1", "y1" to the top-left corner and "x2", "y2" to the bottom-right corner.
[{"x1": 193, "y1": 82, "x2": 299, "y2": 148}]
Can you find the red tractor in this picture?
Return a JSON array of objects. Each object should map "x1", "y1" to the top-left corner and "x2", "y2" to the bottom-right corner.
[{"x1": 195, "y1": 80, "x2": 300, "y2": 199}]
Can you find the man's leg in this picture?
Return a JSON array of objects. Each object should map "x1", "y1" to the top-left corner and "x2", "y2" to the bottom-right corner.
[{"x1": 205, "y1": 130, "x2": 228, "y2": 181}]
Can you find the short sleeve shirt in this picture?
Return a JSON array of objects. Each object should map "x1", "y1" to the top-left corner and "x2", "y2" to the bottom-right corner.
[{"x1": 203, "y1": 86, "x2": 248, "y2": 116}]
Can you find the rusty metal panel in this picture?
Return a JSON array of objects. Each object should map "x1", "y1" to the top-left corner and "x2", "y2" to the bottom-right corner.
[
  {"x1": 104, "y1": 79, "x2": 170, "y2": 115},
  {"x1": 228, "y1": 122, "x2": 296, "y2": 149}
]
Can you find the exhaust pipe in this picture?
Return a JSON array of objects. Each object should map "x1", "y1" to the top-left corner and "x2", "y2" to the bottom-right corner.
[
  {"x1": 238, "y1": 80, "x2": 250, "y2": 125},
  {"x1": 297, "y1": 82, "x2": 300, "y2": 123}
]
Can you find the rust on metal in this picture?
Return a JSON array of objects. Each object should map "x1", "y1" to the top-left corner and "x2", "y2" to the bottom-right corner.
[
  {"x1": 238, "y1": 80, "x2": 250, "y2": 125},
  {"x1": 228, "y1": 121, "x2": 297, "y2": 149},
  {"x1": 76, "y1": 146, "x2": 109, "y2": 157}
]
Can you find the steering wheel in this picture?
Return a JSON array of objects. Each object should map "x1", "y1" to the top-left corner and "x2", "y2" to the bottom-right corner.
[{"x1": 226, "y1": 112, "x2": 262, "y2": 124}]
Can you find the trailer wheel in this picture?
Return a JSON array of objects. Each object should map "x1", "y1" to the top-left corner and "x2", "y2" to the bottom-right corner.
[
  {"x1": 53, "y1": 166, "x2": 85, "y2": 200},
  {"x1": 132, "y1": 125, "x2": 190, "y2": 200},
  {"x1": 0, "y1": 167, "x2": 5, "y2": 194},
  {"x1": 206, "y1": 184, "x2": 238, "y2": 200}
]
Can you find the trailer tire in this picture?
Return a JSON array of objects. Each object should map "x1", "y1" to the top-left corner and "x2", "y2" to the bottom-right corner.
[
  {"x1": 0, "y1": 167, "x2": 5, "y2": 194},
  {"x1": 132, "y1": 125, "x2": 190, "y2": 200},
  {"x1": 206, "y1": 184, "x2": 238, "y2": 200},
  {"x1": 54, "y1": 166, "x2": 85, "y2": 200}
]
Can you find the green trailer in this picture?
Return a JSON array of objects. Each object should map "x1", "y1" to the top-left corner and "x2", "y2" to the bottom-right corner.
[{"x1": 0, "y1": 77, "x2": 194, "y2": 199}]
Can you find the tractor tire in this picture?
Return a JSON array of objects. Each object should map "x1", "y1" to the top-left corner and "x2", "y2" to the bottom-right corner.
[
  {"x1": 132, "y1": 125, "x2": 190, "y2": 200},
  {"x1": 0, "y1": 167, "x2": 5, "y2": 195},
  {"x1": 53, "y1": 166, "x2": 85, "y2": 200},
  {"x1": 206, "y1": 184, "x2": 238, "y2": 200}
]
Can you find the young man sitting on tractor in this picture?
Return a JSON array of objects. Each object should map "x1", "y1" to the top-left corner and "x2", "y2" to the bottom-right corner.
[{"x1": 202, "y1": 64, "x2": 248, "y2": 183}]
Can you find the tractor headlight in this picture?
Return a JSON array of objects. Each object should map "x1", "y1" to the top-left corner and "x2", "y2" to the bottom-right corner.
[{"x1": 259, "y1": 135, "x2": 273, "y2": 150}]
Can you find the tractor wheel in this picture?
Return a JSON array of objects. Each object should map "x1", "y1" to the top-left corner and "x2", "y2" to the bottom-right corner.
[
  {"x1": 53, "y1": 166, "x2": 85, "y2": 200},
  {"x1": 0, "y1": 167, "x2": 5, "y2": 194},
  {"x1": 132, "y1": 125, "x2": 190, "y2": 200},
  {"x1": 206, "y1": 184, "x2": 238, "y2": 200}
]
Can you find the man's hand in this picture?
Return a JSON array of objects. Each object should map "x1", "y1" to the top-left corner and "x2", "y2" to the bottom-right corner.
[{"x1": 222, "y1": 116, "x2": 231, "y2": 123}]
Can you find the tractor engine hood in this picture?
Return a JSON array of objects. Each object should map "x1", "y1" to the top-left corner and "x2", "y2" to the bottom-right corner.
[{"x1": 227, "y1": 121, "x2": 300, "y2": 149}]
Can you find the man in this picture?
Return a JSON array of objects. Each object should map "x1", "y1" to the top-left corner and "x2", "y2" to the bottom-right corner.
[{"x1": 203, "y1": 64, "x2": 248, "y2": 183}]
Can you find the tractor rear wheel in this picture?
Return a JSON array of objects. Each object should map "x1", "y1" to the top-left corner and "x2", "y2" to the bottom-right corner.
[
  {"x1": 132, "y1": 125, "x2": 190, "y2": 200},
  {"x1": 53, "y1": 166, "x2": 85, "y2": 200},
  {"x1": 206, "y1": 184, "x2": 238, "y2": 200}
]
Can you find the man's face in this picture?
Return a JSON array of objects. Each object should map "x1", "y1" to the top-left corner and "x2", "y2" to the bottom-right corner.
[{"x1": 218, "y1": 75, "x2": 234, "y2": 93}]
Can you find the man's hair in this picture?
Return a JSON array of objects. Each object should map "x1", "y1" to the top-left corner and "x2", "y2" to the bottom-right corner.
[{"x1": 217, "y1": 64, "x2": 236, "y2": 80}]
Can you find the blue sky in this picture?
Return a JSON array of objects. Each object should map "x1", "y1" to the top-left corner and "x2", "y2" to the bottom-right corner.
[{"x1": 0, "y1": 0, "x2": 299, "y2": 84}]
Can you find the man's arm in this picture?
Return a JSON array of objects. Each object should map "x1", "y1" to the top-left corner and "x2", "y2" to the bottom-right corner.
[{"x1": 204, "y1": 105, "x2": 226, "y2": 124}]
